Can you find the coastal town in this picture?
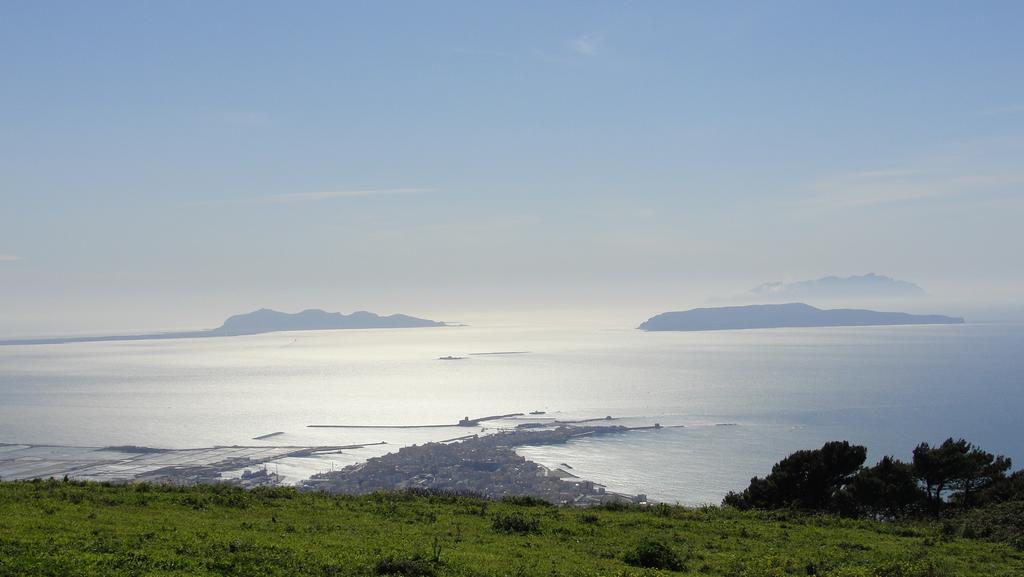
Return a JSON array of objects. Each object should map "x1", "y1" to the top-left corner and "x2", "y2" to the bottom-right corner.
[
  {"x1": 302, "y1": 426, "x2": 646, "y2": 505},
  {"x1": 1, "y1": 420, "x2": 659, "y2": 505}
]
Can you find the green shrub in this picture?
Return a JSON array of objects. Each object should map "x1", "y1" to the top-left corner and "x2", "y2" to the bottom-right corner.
[
  {"x1": 651, "y1": 502, "x2": 674, "y2": 517},
  {"x1": 622, "y1": 537, "x2": 684, "y2": 570},
  {"x1": 373, "y1": 553, "x2": 436, "y2": 576},
  {"x1": 957, "y1": 500, "x2": 1024, "y2": 549},
  {"x1": 491, "y1": 512, "x2": 541, "y2": 535}
]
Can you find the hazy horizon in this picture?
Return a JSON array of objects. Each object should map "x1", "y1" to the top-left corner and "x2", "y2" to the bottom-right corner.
[
  {"x1": 4, "y1": 290, "x2": 1021, "y2": 340},
  {"x1": 3, "y1": 2, "x2": 1023, "y2": 336}
]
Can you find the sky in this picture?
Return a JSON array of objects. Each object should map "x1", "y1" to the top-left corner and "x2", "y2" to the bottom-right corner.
[{"x1": 2, "y1": 1, "x2": 1023, "y2": 335}]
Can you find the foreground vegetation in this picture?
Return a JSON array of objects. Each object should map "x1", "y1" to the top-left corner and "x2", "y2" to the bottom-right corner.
[
  {"x1": 1, "y1": 480, "x2": 1022, "y2": 576},
  {"x1": 725, "y1": 438, "x2": 1021, "y2": 519}
]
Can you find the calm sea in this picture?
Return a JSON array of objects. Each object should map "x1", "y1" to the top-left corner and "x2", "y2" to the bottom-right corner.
[{"x1": 1, "y1": 322, "x2": 1021, "y2": 504}]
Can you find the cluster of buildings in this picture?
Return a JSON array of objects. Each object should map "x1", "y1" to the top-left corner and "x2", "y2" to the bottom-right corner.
[{"x1": 303, "y1": 426, "x2": 640, "y2": 505}]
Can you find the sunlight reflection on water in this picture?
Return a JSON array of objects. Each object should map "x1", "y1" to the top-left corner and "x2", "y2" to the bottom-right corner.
[{"x1": 2, "y1": 322, "x2": 1021, "y2": 503}]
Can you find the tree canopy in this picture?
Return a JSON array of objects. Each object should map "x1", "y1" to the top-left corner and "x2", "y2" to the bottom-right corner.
[
  {"x1": 723, "y1": 441, "x2": 866, "y2": 512},
  {"x1": 725, "y1": 437, "x2": 1016, "y2": 519},
  {"x1": 912, "y1": 438, "x2": 1012, "y2": 510}
]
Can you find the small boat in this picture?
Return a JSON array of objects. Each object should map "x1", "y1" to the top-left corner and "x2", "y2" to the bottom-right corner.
[
  {"x1": 529, "y1": 410, "x2": 546, "y2": 415},
  {"x1": 438, "y1": 356, "x2": 465, "y2": 360}
]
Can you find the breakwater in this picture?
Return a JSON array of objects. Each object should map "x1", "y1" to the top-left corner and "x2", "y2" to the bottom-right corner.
[{"x1": 307, "y1": 412, "x2": 524, "y2": 429}]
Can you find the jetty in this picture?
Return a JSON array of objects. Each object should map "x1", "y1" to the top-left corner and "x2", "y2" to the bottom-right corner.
[
  {"x1": 252, "y1": 431, "x2": 285, "y2": 440},
  {"x1": 308, "y1": 413, "x2": 525, "y2": 429}
]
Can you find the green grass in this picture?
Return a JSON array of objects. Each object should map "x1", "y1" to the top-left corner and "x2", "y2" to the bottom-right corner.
[{"x1": 1, "y1": 480, "x2": 1022, "y2": 576}]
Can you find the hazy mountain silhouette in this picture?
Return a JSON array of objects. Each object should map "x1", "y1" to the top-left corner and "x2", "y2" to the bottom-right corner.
[
  {"x1": 639, "y1": 303, "x2": 963, "y2": 332},
  {"x1": 0, "y1": 309, "x2": 447, "y2": 345},
  {"x1": 216, "y1": 309, "x2": 445, "y2": 335},
  {"x1": 750, "y1": 273, "x2": 926, "y2": 300}
]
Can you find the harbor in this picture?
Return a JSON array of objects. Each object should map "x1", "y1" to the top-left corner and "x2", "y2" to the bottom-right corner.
[
  {"x1": 0, "y1": 411, "x2": 669, "y2": 503},
  {"x1": 302, "y1": 425, "x2": 647, "y2": 505}
]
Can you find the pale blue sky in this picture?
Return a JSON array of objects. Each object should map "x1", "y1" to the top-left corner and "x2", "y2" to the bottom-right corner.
[{"x1": 2, "y1": 2, "x2": 1023, "y2": 334}]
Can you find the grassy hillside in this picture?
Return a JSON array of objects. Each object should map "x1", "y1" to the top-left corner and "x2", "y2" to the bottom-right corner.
[{"x1": 1, "y1": 480, "x2": 1021, "y2": 576}]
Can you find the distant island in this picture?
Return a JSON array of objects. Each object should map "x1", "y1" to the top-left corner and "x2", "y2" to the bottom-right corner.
[
  {"x1": 215, "y1": 308, "x2": 445, "y2": 335},
  {"x1": 638, "y1": 303, "x2": 964, "y2": 332},
  {"x1": 0, "y1": 309, "x2": 447, "y2": 346},
  {"x1": 749, "y1": 273, "x2": 926, "y2": 300}
]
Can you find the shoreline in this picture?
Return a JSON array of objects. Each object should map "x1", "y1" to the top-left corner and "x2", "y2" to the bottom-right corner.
[
  {"x1": 302, "y1": 425, "x2": 651, "y2": 505},
  {"x1": 0, "y1": 419, "x2": 660, "y2": 504}
]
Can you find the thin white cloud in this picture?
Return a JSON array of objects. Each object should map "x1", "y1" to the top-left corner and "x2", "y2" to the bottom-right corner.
[
  {"x1": 569, "y1": 34, "x2": 601, "y2": 56},
  {"x1": 0, "y1": 254, "x2": 22, "y2": 262},
  {"x1": 194, "y1": 188, "x2": 431, "y2": 207},
  {"x1": 805, "y1": 169, "x2": 1022, "y2": 210}
]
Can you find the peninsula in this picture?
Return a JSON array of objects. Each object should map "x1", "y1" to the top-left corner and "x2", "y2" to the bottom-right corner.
[
  {"x1": 303, "y1": 426, "x2": 638, "y2": 505},
  {"x1": 638, "y1": 303, "x2": 964, "y2": 332},
  {"x1": 0, "y1": 308, "x2": 447, "y2": 346}
]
